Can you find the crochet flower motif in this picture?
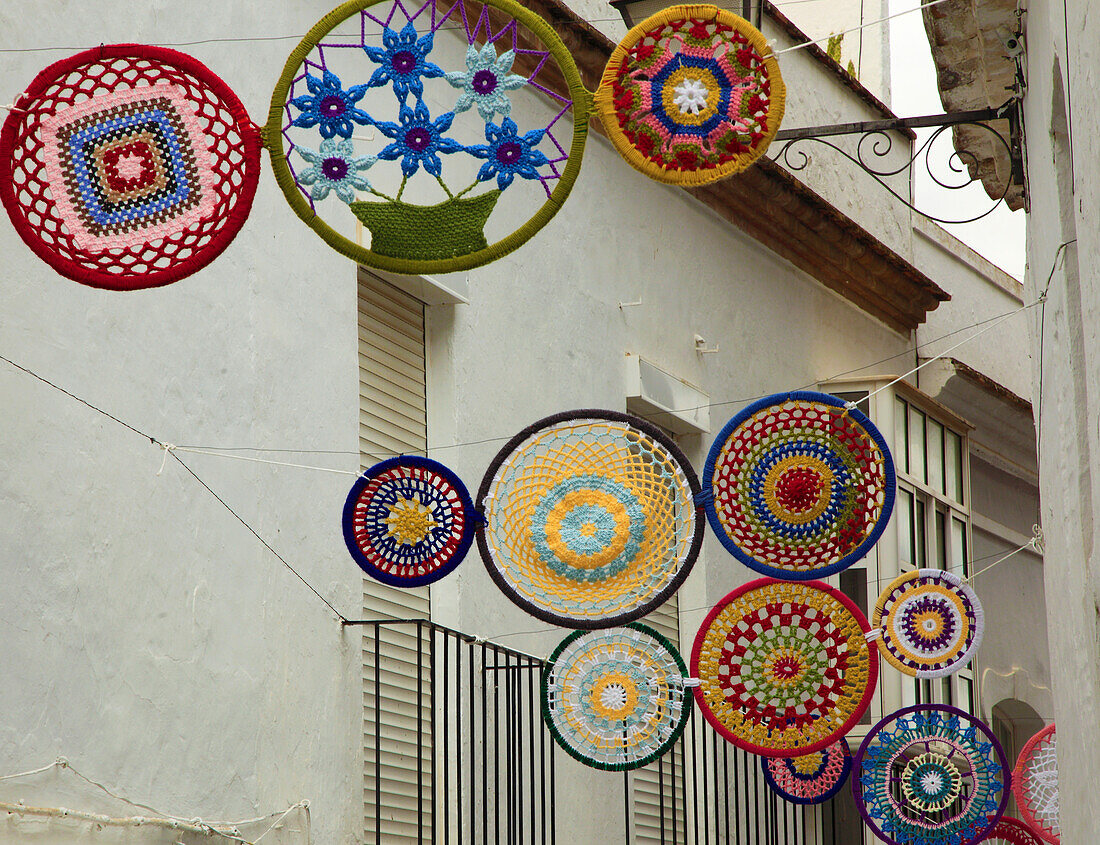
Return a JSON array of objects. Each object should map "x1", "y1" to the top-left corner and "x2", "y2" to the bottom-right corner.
[
  {"x1": 289, "y1": 68, "x2": 371, "y2": 139},
  {"x1": 445, "y1": 43, "x2": 528, "y2": 121},
  {"x1": 363, "y1": 21, "x2": 444, "y2": 100},
  {"x1": 468, "y1": 118, "x2": 548, "y2": 189},
  {"x1": 296, "y1": 138, "x2": 377, "y2": 203},
  {"x1": 375, "y1": 100, "x2": 463, "y2": 177}
]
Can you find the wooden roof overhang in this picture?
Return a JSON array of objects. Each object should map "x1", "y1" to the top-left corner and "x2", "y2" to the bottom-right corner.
[{"x1": 518, "y1": 0, "x2": 950, "y2": 334}]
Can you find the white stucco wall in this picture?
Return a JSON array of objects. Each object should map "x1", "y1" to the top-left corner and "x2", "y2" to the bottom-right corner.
[
  {"x1": 0, "y1": 0, "x2": 1048, "y2": 841},
  {"x1": 1020, "y1": 0, "x2": 1100, "y2": 835},
  {"x1": 913, "y1": 219, "x2": 1031, "y2": 400}
]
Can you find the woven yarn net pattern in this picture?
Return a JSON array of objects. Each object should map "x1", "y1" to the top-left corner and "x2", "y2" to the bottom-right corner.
[
  {"x1": 705, "y1": 392, "x2": 893, "y2": 579},
  {"x1": 762, "y1": 737, "x2": 852, "y2": 804},
  {"x1": 979, "y1": 817, "x2": 1045, "y2": 845},
  {"x1": 343, "y1": 456, "x2": 474, "y2": 587},
  {"x1": 873, "y1": 568, "x2": 984, "y2": 678},
  {"x1": 266, "y1": 0, "x2": 588, "y2": 275},
  {"x1": 478, "y1": 412, "x2": 701, "y2": 628},
  {"x1": 542, "y1": 624, "x2": 691, "y2": 770},
  {"x1": 0, "y1": 45, "x2": 260, "y2": 289},
  {"x1": 594, "y1": 4, "x2": 785, "y2": 185},
  {"x1": 1011, "y1": 724, "x2": 1060, "y2": 844},
  {"x1": 854, "y1": 705, "x2": 1009, "y2": 845},
  {"x1": 691, "y1": 578, "x2": 877, "y2": 756}
]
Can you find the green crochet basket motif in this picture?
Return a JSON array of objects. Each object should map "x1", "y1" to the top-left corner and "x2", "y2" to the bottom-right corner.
[
  {"x1": 349, "y1": 190, "x2": 501, "y2": 261},
  {"x1": 265, "y1": 0, "x2": 590, "y2": 276}
]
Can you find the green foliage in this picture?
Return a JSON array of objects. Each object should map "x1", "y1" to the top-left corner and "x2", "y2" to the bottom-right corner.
[{"x1": 826, "y1": 32, "x2": 844, "y2": 63}]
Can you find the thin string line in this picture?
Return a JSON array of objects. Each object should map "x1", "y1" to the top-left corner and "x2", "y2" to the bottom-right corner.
[
  {"x1": 860, "y1": 299, "x2": 1039, "y2": 407},
  {"x1": 771, "y1": 0, "x2": 952, "y2": 55},
  {"x1": 173, "y1": 445, "x2": 360, "y2": 477},
  {"x1": 174, "y1": 301, "x2": 1044, "y2": 470},
  {"x1": 0, "y1": 355, "x2": 347, "y2": 623},
  {"x1": 170, "y1": 453, "x2": 348, "y2": 623},
  {"x1": 482, "y1": 536, "x2": 1043, "y2": 646},
  {"x1": 0, "y1": 3, "x2": 839, "y2": 55},
  {"x1": 963, "y1": 535, "x2": 1038, "y2": 582},
  {"x1": 0, "y1": 760, "x2": 62, "y2": 781},
  {"x1": 0, "y1": 353, "x2": 154, "y2": 442},
  {"x1": 0, "y1": 758, "x2": 308, "y2": 845}
]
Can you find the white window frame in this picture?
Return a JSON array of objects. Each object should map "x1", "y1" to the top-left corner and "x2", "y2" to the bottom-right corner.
[{"x1": 822, "y1": 378, "x2": 978, "y2": 731}]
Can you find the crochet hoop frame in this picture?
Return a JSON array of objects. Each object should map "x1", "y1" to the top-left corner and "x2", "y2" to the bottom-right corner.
[
  {"x1": 873, "y1": 568, "x2": 984, "y2": 678},
  {"x1": 541, "y1": 623, "x2": 692, "y2": 771},
  {"x1": 979, "y1": 817, "x2": 1045, "y2": 845},
  {"x1": 0, "y1": 45, "x2": 261, "y2": 290},
  {"x1": 265, "y1": 0, "x2": 589, "y2": 276},
  {"x1": 703, "y1": 390, "x2": 895, "y2": 580},
  {"x1": 342, "y1": 455, "x2": 476, "y2": 587},
  {"x1": 595, "y1": 4, "x2": 786, "y2": 186},
  {"x1": 761, "y1": 737, "x2": 852, "y2": 805},
  {"x1": 477, "y1": 409, "x2": 704, "y2": 629},
  {"x1": 853, "y1": 704, "x2": 1010, "y2": 845},
  {"x1": 690, "y1": 578, "x2": 879, "y2": 757},
  {"x1": 1011, "y1": 724, "x2": 1060, "y2": 844}
]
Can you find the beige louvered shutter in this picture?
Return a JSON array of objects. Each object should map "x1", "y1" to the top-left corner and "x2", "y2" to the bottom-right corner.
[
  {"x1": 358, "y1": 269, "x2": 432, "y2": 842},
  {"x1": 631, "y1": 592, "x2": 688, "y2": 844}
]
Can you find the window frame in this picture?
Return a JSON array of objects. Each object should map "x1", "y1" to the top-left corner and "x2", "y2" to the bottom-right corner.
[{"x1": 822, "y1": 378, "x2": 978, "y2": 727}]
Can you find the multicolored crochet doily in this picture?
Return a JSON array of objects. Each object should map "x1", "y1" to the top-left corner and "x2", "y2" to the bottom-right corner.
[
  {"x1": 0, "y1": 45, "x2": 261, "y2": 290},
  {"x1": 266, "y1": 0, "x2": 588, "y2": 275},
  {"x1": 477, "y1": 410, "x2": 703, "y2": 628},
  {"x1": 854, "y1": 705, "x2": 1010, "y2": 845},
  {"x1": 1011, "y1": 724, "x2": 1060, "y2": 844},
  {"x1": 873, "y1": 568, "x2": 983, "y2": 678},
  {"x1": 979, "y1": 817, "x2": 1045, "y2": 845},
  {"x1": 542, "y1": 624, "x2": 692, "y2": 770},
  {"x1": 761, "y1": 737, "x2": 852, "y2": 804},
  {"x1": 594, "y1": 4, "x2": 785, "y2": 185},
  {"x1": 690, "y1": 578, "x2": 878, "y2": 756},
  {"x1": 703, "y1": 391, "x2": 895, "y2": 580},
  {"x1": 342, "y1": 456, "x2": 476, "y2": 587}
]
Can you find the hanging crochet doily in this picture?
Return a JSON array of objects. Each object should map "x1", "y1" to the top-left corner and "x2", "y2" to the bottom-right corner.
[
  {"x1": 594, "y1": 4, "x2": 785, "y2": 186},
  {"x1": 1011, "y1": 724, "x2": 1060, "y2": 844},
  {"x1": 477, "y1": 410, "x2": 703, "y2": 628},
  {"x1": 542, "y1": 624, "x2": 692, "y2": 770},
  {"x1": 761, "y1": 737, "x2": 852, "y2": 804},
  {"x1": 691, "y1": 578, "x2": 878, "y2": 756},
  {"x1": 854, "y1": 705, "x2": 1010, "y2": 845},
  {"x1": 873, "y1": 568, "x2": 983, "y2": 678},
  {"x1": 343, "y1": 456, "x2": 476, "y2": 587},
  {"x1": 703, "y1": 391, "x2": 895, "y2": 580},
  {"x1": 0, "y1": 45, "x2": 261, "y2": 290},
  {"x1": 266, "y1": 0, "x2": 588, "y2": 275},
  {"x1": 979, "y1": 817, "x2": 1045, "y2": 845}
]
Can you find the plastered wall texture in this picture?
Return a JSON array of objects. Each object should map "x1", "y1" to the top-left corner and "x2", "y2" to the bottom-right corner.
[
  {"x1": 1020, "y1": 0, "x2": 1100, "y2": 836},
  {"x1": 0, "y1": 0, "x2": 1041, "y2": 841}
]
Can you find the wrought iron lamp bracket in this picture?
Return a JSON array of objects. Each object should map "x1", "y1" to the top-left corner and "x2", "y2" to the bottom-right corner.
[{"x1": 770, "y1": 100, "x2": 1023, "y2": 225}]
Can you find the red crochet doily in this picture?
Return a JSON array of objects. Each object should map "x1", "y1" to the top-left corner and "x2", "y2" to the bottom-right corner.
[{"x1": 0, "y1": 45, "x2": 261, "y2": 290}]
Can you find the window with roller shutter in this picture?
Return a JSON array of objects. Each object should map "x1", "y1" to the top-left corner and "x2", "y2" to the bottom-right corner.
[{"x1": 358, "y1": 269, "x2": 432, "y2": 842}]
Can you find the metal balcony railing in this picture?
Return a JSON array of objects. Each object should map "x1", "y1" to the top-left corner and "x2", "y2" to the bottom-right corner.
[{"x1": 353, "y1": 619, "x2": 865, "y2": 844}]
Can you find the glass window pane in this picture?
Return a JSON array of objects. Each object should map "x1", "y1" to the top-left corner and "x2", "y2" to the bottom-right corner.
[
  {"x1": 915, "y1": 499, "x2": 927, "y2": 566},
  {"x1": 951, "y1": 517, "x2": 968, "y2": 577},
  {"x1": 927, "y1": 420, "x2": 945, "y2": 494},
  {"x1": 941, "y1": 677, "x2": 954, "y2": 706},
  {"x1": 945, "y1": 430, "x2": 964, "y2": 503},
  {"x1": 894, "y1": 397, "x2": 909, "y2": 474},
  {"x1": 909, "y1": 408, "x2": 927, "y2": 483},
  {"x1": 963, "y1": 676, "x2": 976, "y2": 714},
  {"x1": 898, "y1": 488, "x2": 914, "y2": 565},
  {"x1": 935, "y1": 509, "x2": 947, "y2": 569}
]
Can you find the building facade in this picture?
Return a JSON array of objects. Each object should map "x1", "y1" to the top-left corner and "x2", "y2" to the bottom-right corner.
[{"x1": 0, "y1": 0, "x2": 1045, "y2": 841}]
